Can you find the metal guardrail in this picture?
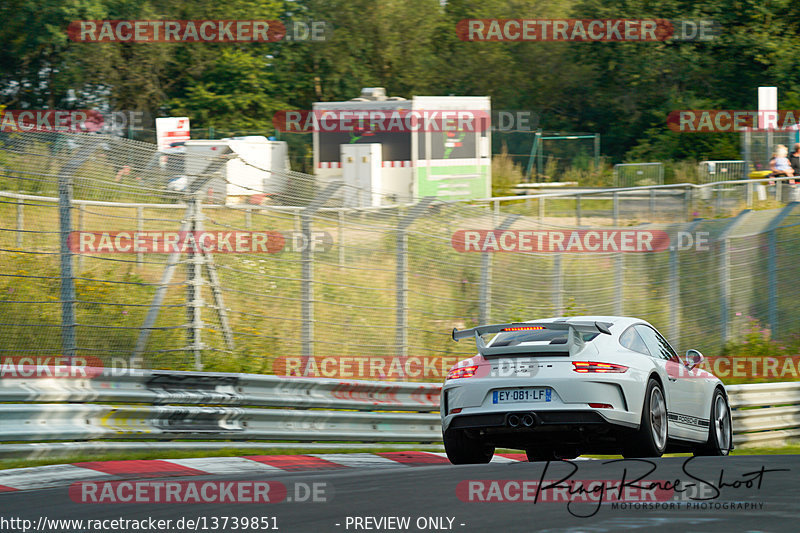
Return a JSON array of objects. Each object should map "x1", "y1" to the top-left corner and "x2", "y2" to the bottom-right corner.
[
  {"x1": 727, "y1": 382, "x2": 800, "y2": 446},
  {"x1": 0, "y1": 367, "x2": 441, "y2": 411},
  {"x1": 0, "y1": 369, "x2": 797, "y2": 452},
  {"x1": 479, "y1": 175, "x2": 799, "y2": 202},
  {"x1": 0, "y1": 369, "x2": 442, "y2": 446},
  {"x1": 474, "y1": 176, "x2": 800, "y2": 225}
]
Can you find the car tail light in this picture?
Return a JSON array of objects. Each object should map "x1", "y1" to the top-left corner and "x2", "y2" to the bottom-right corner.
[
  {"x1": 572, "y1": 361, "x2": 628, "y2": 373},
  {"x1": 447, "y1": 365, "x2": 478, "y2": 380},
  {"x1": 501, "y1": 326, "x2": 545, "y2": 331},
  {"x1": 589, "y1": 403, "x2": 613, "y2": 409},
  {"x1": 449, "y1": 408, "x2": 463, "y2": 414}
]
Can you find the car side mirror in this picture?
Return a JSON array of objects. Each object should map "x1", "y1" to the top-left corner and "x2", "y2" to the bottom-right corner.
[{"x1": 685, "y1": 349, "x2": 704, "y2": 371}]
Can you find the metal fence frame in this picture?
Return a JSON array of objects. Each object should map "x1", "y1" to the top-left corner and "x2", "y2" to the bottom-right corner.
[
  {"x1": 698, "y1": 160, "x2": 748, "y2": 183},
  {"x1": 3, "y1": 176, "x2": 800, "y2": 368},
  {"x1": 613, "y1": 162, "x2": 664, "y2": 188}
]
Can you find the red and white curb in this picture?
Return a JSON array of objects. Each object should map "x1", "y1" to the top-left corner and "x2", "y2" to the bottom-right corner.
[{"x1": 0, "y1": 452, "x2": 546, "y2": 492}]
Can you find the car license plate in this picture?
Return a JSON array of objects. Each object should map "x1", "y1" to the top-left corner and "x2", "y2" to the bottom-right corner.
[{"x1": 492, "y1": 388, "x2": 552, "y2": 404}]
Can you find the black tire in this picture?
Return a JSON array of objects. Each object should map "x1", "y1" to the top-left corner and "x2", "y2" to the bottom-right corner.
[
  {"x1": 623, "y1": 379, "x2": 668, "y2": 458},
  {"x1": 694, "y1": 389, "x2": 733, "y2": 456},
  {"x1": 443, "y1": 429, "x2": 494, "y2": 464}
]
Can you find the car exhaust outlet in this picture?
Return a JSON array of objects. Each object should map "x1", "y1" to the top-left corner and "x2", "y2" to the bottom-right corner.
[
  {"x1": 507, "y1": 414, "x2": 521, "y2": 428},
  {"x1": 521, "y1": 414, "x2": 535, "y2": 427}
]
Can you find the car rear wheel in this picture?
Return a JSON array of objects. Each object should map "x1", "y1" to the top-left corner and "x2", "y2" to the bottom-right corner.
[
  {"x1": 694, "y1": 389, "x2": 732, "y2": 456},
  {"x1": 623, "y1": 378, "x2": 668, "y2": 458},
  {"x1": 443, "y1": 429, "x2": 494, "y2": 464},
  {"x1": 526, "y1": 447, "x2": 579, "y2": 462}
]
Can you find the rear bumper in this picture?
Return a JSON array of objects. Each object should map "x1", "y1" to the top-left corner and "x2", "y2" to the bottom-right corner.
[
  {"x1": 448, "y1": 409, "x2": 610, "y2": 430},
  {"x1": 444, "y1": 408, "x2": 639, "y2": 453}
]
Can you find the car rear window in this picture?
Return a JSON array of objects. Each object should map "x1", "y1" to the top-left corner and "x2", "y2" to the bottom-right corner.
[{"x1": 490, "y1": 328, "x2": 599, "y2": 347}]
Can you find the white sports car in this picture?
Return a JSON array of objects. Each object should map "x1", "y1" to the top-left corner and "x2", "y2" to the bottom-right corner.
[{"x1": 441, "y1": 316, "x2": 732, "y2": 464}]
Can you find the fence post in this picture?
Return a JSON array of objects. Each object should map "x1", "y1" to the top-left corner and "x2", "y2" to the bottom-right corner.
[
  {"x1": 186, "y1": 195, "x2": 205, "y2": 370},
  {"x1": 649, "y1": 189, "x2": 656, "y2": 222},
  {"x1": 245, "y1": 207, "x2": 252, "y2": 229},
  {"x1": 669, "y1": 244, "x2": 679, "y2": 347},
  {"x1": 479, "y1": 215, "x2": 518, "y2": 325},
  {"x1": 718, "y1": 210, "x2": 752, "y2": 345},
  {"x1": 538, "y1": 196, "x2": 545, "y2": 222},
  {"x1": 75, "y1": 204, "x2": 85, "y2": 273},
  {"x1": 615, "y1": 254, "x2": 624, "y2": 316},
  {"x1": 575, "y1": 194, "x2": 581, "y2": 226},
  {"x1": 58, "y1": 141, "x2": 99, "y2": 363},
  {"x1": 136, "y1": 206, "x2": 144, "y2": 267},
  {"x1": 15, "y1": 198, "x2": 23, "y2": 248},
  {"x1": 672, "y1": 218, "x2": 704, "y2": 348},
  {"x1": 553, "y1": 254, "x2": 563, "y2": 315},
  {"x1": 338, "y1": 209, "x2": 345, "y2": 267},
  {"x1": 612, "y1": 192, "x2": 619, "y2": 226},
  {"x1": 300, "y1": 182, "x2": 343, "y2": 364},
  {"x1": 396, "y1": 197, "x2": 435, "y2": 359},
  {"x1": 766, "y1": 203, "x2": 797, "y2": 336}
]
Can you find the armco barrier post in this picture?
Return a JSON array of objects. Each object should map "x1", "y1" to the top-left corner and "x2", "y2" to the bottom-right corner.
[
  {"x1": 396, "y1": 197, "x2": 435, "y2": 359},
  {"x1": 301, "y1": 182, "x2": 343, "y2": 362},
  {"x1": 479, "y1": 215, "x2": 519, "y2": 325}
]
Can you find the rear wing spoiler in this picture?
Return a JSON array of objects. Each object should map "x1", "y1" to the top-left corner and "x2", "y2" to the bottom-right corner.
[{"x1": 452, "y1": 321, "x2": 613, "y2": 357}]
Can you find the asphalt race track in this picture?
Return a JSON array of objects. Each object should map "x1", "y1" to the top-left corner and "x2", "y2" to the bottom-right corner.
[{"x1": 1, "y1": 455, "x2": 796, "y2": 533}]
